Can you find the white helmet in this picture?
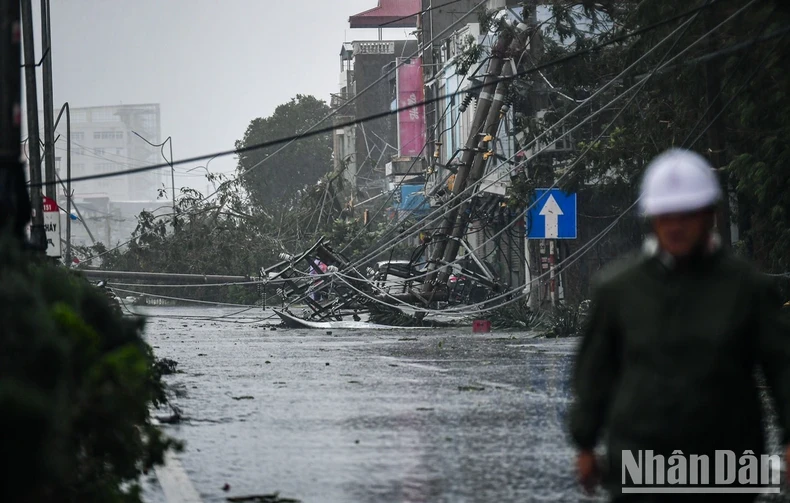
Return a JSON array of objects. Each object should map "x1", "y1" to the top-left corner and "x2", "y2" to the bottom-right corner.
[{"x1": 639, "y1": 148, "x2": 722, "y2": 217}]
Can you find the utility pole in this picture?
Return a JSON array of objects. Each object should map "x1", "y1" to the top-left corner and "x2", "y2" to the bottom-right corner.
[
  {"x1": 40, "y1": 0, "x2": 56, "y2": 202},
  {"x1": 0, "y1": 0, "x2": 31, "y2": 243},
  {"x1": 704, "y1": 8, "x2": 731, "y2": 248},
  {"x1": 422, "y1": 20, "x2": 530, "y2": 298},
  {"x1": 437, "y1": 57, "x2": 517, "y2": 286},
  {"x1": 420, "y1": 29, "x2": 515, "y2": 298},
  {"x1": 548, "y1": 240, "x2": 557, "y2": 306},
  {"x1": 20, "y1": 0, "x2": 45, "y2": 250}
]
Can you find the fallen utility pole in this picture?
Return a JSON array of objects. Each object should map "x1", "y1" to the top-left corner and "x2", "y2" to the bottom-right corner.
[
  {"x1": 20, "y1": 0, "x2": 44, "y2": 250},
  {"x1": 0, "y1": 0, "x2": 31, "y2": 242},
  {"x1": 78, "y1": 269, "x2": 253, "y2": 283},
  {"x1": 420, "y1": 27, "x2": 516, "y2": 299}
]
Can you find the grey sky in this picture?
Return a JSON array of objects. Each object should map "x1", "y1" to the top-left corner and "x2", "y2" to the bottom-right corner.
[{"x1": 25, "y1": 0, "x2": 412, "y2": 194}]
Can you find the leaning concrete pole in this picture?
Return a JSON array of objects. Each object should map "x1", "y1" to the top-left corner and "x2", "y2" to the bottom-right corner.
[
  {"x1": 436, "y1": 23, "x2": 529, "y2": 287},
  {"x1": 421, "y1": 26, "x2": 515, "y2": 298}
]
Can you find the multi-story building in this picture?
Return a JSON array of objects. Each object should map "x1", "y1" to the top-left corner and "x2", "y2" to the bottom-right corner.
[
  {"x1": 332, "y1": 38, "x2": 419, "y2": 199},
  {"x1": 49, "y1": 104, "x2": 164, "y2": 201},
  {"x1": 41, "y1": 104, "x2": 168, "y2": 250}
]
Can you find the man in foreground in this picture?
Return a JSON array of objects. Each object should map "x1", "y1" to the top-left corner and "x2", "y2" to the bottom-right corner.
[{"x1": 569, "y1": 148, "x2": 790, "y2": 501}]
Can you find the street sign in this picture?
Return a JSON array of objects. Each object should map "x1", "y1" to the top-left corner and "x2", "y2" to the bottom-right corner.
[
  {"x1": 42, "y1": 196, "x2": 61, "y2": 257},
  {"x1": 527, "y1": 188, "x2": 577, "y2": 239}
]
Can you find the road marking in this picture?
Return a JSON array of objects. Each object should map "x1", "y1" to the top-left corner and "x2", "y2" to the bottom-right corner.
[{"x1": 154, "y1": 449, "x2": 203, "y2": 503}]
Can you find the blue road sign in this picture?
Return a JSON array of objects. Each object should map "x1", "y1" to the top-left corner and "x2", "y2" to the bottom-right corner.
[{"x1": 527, "y1": 188, "x2": 577, "y2": 239}]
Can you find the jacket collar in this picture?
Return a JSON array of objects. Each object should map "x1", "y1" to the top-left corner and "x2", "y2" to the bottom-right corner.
[{"x1": 642, "y1": 231, "x2": 722, "y2": 271}]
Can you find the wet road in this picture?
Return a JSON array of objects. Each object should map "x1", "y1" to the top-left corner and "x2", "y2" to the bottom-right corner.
[
  {"x1": 135, "y1": 305, "x2": 589, "y2": 502},
  {"x1": 135, "y1": 306, "x2": 786, "y2": 503}
]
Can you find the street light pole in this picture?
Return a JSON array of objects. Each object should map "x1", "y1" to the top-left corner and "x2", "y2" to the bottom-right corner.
[
  {"x1": 54, "y1": 102, "x2": 71, "y2": 265},
  {"x1": 168, "y1": 139, "x2": 175, "y2": 213},
  {"x1": 132, "y1": 131, "x2": 176, "y2": 228}
]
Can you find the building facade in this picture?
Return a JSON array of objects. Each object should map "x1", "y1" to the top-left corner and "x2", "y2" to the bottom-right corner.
[
  {"x1": 49, "y1": 103, "x2": 164, "y2": 202},
  {"x1": 42, "y1": 104, "x2": 168, "y2": 251},
  {"x1": 332, "y1": 39, "x2": 419, "y2": 199}
]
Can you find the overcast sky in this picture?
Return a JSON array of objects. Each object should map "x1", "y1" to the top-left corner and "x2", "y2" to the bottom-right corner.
[{"x1": 24, "y1": 0, "x2": 412, "y2": 193}]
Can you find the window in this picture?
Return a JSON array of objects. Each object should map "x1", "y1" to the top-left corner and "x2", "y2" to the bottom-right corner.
[
  {"x1": 91, "y1": 108, "x2": 117, "y2": 122},
  {"x1": 70, "y1": 110, "x2": 87, "y2": 123},
  {"x1": 95, "y1": 148, "x2": 105, "y2": 155},
  {"x1": 96, "y1": 163, "x2": 115, "y2": 173},
  {"x1": 93, "y1": 131, "x2": 124, "y2": 140},
  {"x1": 72, "y1": 131, "x2": 85, "y2": 141}
]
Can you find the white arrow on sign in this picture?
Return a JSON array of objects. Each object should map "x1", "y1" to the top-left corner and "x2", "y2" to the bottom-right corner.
[{"x1": 539, "y1": 194, "x2": 564, "y2": 239}]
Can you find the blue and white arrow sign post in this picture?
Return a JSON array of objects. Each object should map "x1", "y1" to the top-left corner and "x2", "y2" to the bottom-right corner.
[
  {"x1": 527, "y1": 188, "x2": 577, "y2": 240},
  {"x1": 526, "y1": 188, "x2": 577, "y2": 306}
]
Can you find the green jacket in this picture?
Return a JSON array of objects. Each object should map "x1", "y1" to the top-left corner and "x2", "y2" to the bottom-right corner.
[{"x1": 569, "y1": 244, "x2": 790, "y2": 487}]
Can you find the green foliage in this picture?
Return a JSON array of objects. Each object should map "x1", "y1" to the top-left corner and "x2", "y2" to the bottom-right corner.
[
  {"x1": 455, "y1": 35, "x2": 484, "y2": 76},
  {"x1": 494, "y1": 0, "x2": 790, "y2": 277},
  {"x1": 235, "y1": 95, "x2": 333, "y2": 212},
  {"x1": 545, "y1": 302, "x2": 585, "y2": 338},
  {"x1": 487, "y1": 299, "x2": 545, "y2": 330},
  {"x1": 0, "y1": 235, "x2": 176, "y2": 503}
]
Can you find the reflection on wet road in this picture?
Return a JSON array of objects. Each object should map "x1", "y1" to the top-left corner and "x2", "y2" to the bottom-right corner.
[{"x1": 137, "y1": 306, "x2": 598, "y2": 502}]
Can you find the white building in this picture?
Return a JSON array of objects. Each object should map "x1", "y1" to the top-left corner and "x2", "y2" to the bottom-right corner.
[
  {"x1": 48, "y1": 103, "x2": 165, "y2": 201},
  {"x1": 39, "y1": 104, "x2": 169, "y2": 251}
]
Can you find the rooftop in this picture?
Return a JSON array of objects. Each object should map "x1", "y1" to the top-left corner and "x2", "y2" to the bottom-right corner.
[{"x1": 349, "y1": 0, "x2": 420, "y2": 29}]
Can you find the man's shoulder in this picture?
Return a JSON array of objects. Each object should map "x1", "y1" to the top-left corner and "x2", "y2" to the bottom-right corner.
[
  {"x1": 718, "y1": 253, "x2": 784, "y2": 300},
  {"x1": 718, "y1": 252, "x2": 770, "y2": 285}
]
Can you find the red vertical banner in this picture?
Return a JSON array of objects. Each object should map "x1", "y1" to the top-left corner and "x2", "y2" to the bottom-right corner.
[{"x1": 396, "y1": 57, "x2": 426, "y2": 157}]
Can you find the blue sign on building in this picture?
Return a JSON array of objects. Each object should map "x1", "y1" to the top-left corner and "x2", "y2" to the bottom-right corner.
[
  {"x1": 397, "y1": 184, "x2": 430, "y2": 214},
  {"x1": 526, "y1": 188, "x2": 577, "y2": 239}
]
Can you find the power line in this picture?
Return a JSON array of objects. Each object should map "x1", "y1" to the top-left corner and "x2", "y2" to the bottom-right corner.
[
  {"x1": 110, "y1": 286, "x2": 259, "y2": 308},
  {"x1": 76, "y1": 0, "x2": 727, "y2": 272},
  {"x1": 337, "y1": 57, "x2": 488, "y2": 255},
  {"x1": 69, "y1": 0, "x2": 491, "y2": 264},
  {"x1": 284, "y1": 0, "x2": 761, "y2": 314},
  {"x1": 421, "y1": 2, "x2": 785, "y2": 315},
  {"x1": 377, "y1": 0, "x2": 465, "y2": 28},
  {"x1": 334, "y1": 3, "x2": 717, "y2": 275},
  {"x1": 279, "y1": 5, "x2": 716, "y2": 311},
  {"x1": 28, "y1": 0, "x2": 720, "y2": 190}
]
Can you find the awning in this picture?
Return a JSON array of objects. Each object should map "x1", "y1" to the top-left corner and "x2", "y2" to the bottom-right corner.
[{"x1": 349, "y1": 0, "x2": 421, "y2": 29}]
